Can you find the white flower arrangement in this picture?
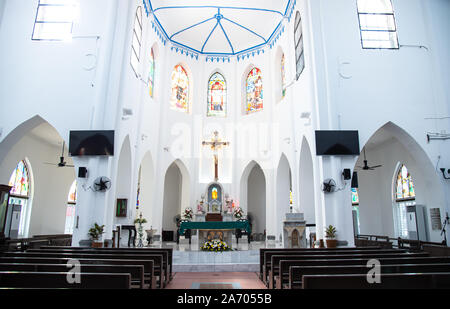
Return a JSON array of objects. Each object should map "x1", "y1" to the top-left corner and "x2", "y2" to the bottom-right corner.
[
  {"x1": 233, "y1": 207, "x2": 244, "y2": 219},
  {"x1": 200, "y1": 239, "x2": 232, "y2": 252},
  {"x1": 183, "y1": 207, "x2": 194, "y2": 220}
]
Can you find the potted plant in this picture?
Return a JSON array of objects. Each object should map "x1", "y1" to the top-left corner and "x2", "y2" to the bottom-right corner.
[
  {"x1": 88, "y1": 223, "x2": 105, "y2": 248},
  {"x1": 325, "y1": 225, "x2": 337, "y2": 248}
]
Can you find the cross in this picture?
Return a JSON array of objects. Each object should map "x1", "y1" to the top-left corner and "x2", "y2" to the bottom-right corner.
[{"x1": 202, "y1": 131, "x2": 230, "y2": 181}]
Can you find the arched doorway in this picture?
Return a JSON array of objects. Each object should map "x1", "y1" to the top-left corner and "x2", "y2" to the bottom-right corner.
[
  {"x1": 276, "y1": 154, "x2": 292, "y2": 240},
  {"x1": 114, "y1": 136, "x2": 132, "y2": 226},
  {"x1": 240, "y1": 161, "x2": 266, "y2": 239},
  {"x1": 298, "y1": 137, "x2": 315, "y2": 224},
  {"x1": 136, "y1": 151, "x2": 155, "y2": 229},
  {"x1": 162, "y1": 160, "x2": 190, "y2": 241}
]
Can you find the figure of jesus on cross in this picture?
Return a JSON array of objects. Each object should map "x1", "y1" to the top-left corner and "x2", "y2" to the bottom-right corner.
[{"x1": 202, "y1": 131, "x2": 230, "y2": 181}]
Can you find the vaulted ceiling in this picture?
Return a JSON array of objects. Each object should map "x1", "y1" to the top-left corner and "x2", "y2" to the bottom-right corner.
[{"x1": 145, "y1": 0, "x2": 296, "y2": 60}]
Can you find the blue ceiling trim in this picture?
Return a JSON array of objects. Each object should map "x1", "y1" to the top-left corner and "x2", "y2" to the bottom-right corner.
[
  {"x1": 147, "y1": 0, "x2": 296, "y2": 61},
  {"x1": 222, "y1": 17, "x2": 266, "y2": 43},
  {"x1": 170, "y1": 17, "x2": 216, "y2": 39},
  {"x1": 218, "y1": 20, "x2": 234, "y2": 54},
  {"x1": 153, "y1": 6, "x2": 284, "y2": 17},
  {"x1": 201, "y1": 20, "x2": 220, "y2": 53}
]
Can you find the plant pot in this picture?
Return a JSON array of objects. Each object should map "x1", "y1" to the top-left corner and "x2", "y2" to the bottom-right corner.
[
  {"x1": 326, "y1": 239, "x2": 337, "y2": 248},
  {"x1": 91, "y1": 241, "x2": 103, "y2": 248}
]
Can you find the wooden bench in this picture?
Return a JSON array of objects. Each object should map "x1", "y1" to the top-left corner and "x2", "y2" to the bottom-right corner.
[
  {"x1": 29, "y1": 247, "x2": 173, "y2": 283},
  {"x1": 35, "y1": 246, "x2": 174, "y2": 281},
  {"x1": 288, "y1": 263, "x2": 450, "y2": 289},
  {"x1": 267, "y1": 251, "x2": 420, "y2": 288},
  {"x1": 259, "y1": 247, "x2": 383, "y2": 281},
  {"x1": 302, "y1": 272, "x2": 450, "y2": 289},
  {"x1": 282, "y1": 256, "x2": 450, "y2": 289},
  {"x1": 2, "y1": 251, "x2": 165, "y2": 288},
  {"x1": 0, "y1": 256, "x2": 157, "y2": 289},
  {"x1": 0, "y1": 263, "x2": 146, "y2": 289},
  {"x1": 0, "y1": 271, "x2": 131, "y2": 289},
  {"x1": 263, "y1": 249, "x2": 411, "y2": 286}
]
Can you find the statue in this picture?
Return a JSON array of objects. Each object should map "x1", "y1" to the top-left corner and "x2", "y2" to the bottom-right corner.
[
  {"x1": 197, "y1": 200, "x2": 204, "y2": 214},
  {"x1": 225, "y1": 196, "x2": 233, "y2": 214}
]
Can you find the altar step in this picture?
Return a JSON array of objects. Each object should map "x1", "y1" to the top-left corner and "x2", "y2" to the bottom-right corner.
[
  {"x1": 173, "y1": 264, "x2": 259, "y2": 272},
  {"x1": 173, "y1": 249, "x2": 259, "y2": 272}
]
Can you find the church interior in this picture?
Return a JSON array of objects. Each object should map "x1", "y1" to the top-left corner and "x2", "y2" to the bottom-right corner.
[{"x1": 0, "y1": 0, "x2": 449, "y2": 291}]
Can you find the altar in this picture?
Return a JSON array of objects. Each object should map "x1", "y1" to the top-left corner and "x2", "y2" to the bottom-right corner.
[{"x1": 179, "y1": 221, "x2": 251, "y2": 248}]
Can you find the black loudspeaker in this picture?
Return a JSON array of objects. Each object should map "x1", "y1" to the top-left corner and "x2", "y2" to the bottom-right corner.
[
  {"x1": 343, "y1": 169, "x2": 352, "y2": 180},
  {"x1": 78, "y1": 167, "x2": 88, "y2": 178},
  {"x1": 351, "y1": 172, "x2": 359, "y2": 188}
]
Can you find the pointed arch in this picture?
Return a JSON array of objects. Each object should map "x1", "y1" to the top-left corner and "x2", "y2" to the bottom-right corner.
[
  {"x1": 207, "y1": 71, "x2": 227, "y2": 117},
  {"x1": 136, "y1": 151, "x2": 155, "y2": 229},
  {"x1": 299, "y1": 137, "x2": 315, "y2": 224},
  {"x1": 239, "y1": 160, "x2": 266, "y2": 235},
  {"x1": 353, "y1": 122, "x2": 445, "y2": 242},
  {"x1": 114, "y1": 135, "x2": 133, "y2": 221},
  {"x1": 276, "y1": 153, "x2": 292, "y2": 239},
  {"x1": 162, "y1": 159, "x2": 191, "y2": 235},
  {"x1": 170, "y1": 64, "x2": 190, "y2": 113}
]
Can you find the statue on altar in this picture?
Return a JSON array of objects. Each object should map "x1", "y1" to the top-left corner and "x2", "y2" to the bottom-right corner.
[{"x1": 225, "y1": 194, "x2": 233, "y2": 214}]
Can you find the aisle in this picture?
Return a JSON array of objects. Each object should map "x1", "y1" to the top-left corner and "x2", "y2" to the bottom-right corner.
[{"x1": 165, "y1": 272, "x2": 267, "y2": 289}]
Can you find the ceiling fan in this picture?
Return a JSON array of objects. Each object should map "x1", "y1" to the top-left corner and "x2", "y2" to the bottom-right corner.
[
  {"x1": 356, "y1": 148, "x2": 382, "y2": 171},
  {"x1": 44, "y1": 141, "x2": 74, "y2": 168}
]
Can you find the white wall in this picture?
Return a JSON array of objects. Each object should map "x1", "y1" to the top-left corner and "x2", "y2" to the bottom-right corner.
[{"x1": 162, "y1": 163, "x2": 182, "y2": 233}]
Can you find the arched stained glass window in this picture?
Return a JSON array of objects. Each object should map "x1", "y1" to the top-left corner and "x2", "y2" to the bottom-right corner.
[
  {"x1": 246, "y1": 67, "x2": 263, "y2": 114},
  {"x1": 294, "y1": 12, "x2": 305, "y2": 80},
  {"x1": 281, "y1": 53, "x2": 286, "y2": 99},
  {"x1": 207, "y1": 72, "x2": 226, "y2": 117},
  {"x1": 65, "y1": 180, "x2": 77, "y2": 234},
  {"x1": 9, "y1": 160, "x2": 30, "y2": 198},
  {"x1": 170, "y1": 64, "x2": 190, "y2": 113},
  {"x1": 148, "y1": 48, "x2": 155, "y2": 98},
  {"x1": 352, "y1": 188, "x2": 360, "y2": 205},
  {"x1": 130, "y1": 6, "x2": 143, "y2": 76},
  {"x1": 395, "y1": 165, "x2": 415, "y2": 201},
  {"x1": 7, "y1": 160, "x2": 31, "y2": 237}
]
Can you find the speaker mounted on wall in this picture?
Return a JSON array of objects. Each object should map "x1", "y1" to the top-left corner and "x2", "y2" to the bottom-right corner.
[
  {"x1": 342, "y1": 169, "x2": 352, "y2": 180},
  {"x1": 78, "y1": 167, "x2": 88, "y2": 178}
]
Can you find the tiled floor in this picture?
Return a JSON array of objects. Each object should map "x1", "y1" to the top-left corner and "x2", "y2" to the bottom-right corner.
[{"x1": 165, "y1": 272, "x2": 267, "y2": 289}]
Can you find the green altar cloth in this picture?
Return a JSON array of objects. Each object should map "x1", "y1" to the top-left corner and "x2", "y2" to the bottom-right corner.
[{"x1": 179, "y1": 221, "x2": 251, "y2": 235}]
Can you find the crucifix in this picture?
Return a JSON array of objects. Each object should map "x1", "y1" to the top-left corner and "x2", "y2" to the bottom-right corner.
[{"x1": 202, "y1": 131, "x2": 230, "y2": 181}]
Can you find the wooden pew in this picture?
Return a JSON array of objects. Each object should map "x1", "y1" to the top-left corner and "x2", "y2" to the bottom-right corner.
[
  {"x1": 283, "y1": 256, "x2": 450, "y2": 289},
  {"x1": 0, "y1": 263, "x2": 146, "y2": 289},
  {"x1": 259, "y1": 247, "x2": 383, "y2": 281},
  {"x1": 32, "y1": 246, "x2": 174, "y2": 281},
  {"x1": 263, "y1": 249, "x2": 412, "y2": 286},
  {"x1": 0, "y1": 257, "x2": 157, "y2": 289},
  {"x1": 267, "y1": 252, "x2": 427, "y2": 288},
  {"x1": 1, "y1": 251, "x2": 165, "y2": 288},
  {"x1": 302, "y1": 272, "x2": 450, "y2": 289},
  {"x1": 288, "y1": 263, "x2": 450, "y2": 289},
  {"x1": 0, "y1": 271, "x2": 131, "y2": 289}
]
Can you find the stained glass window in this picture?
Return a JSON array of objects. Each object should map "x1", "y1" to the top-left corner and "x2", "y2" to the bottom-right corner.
[
  {"x1": 352, "y1": 188, "x2": 360, "y2": 205},
  {"x1": 281, "y1": 53, "x2": 286, "y2": 99},
  {"x1": 395, "y1": 165, "x2": 415, "y2": 201},
  {"x1": 65, "y1": 180, "x2": 77, "y2": 234},
  {"x1": 130, "y1": 6, "x2": 143, "y2": 76},
  {"x1": 246, "y1": 67, "x2": 263, "y2": 114},
  {"x1": 170, "y1": 64, "x2": 190, "y2": 113},
  {"x1": 294, "y1": 12, "x2": 305, "y2": 80},
  {"x1": 357, "y1": 0, "x2": 399, "y2": 49},
  {"x1": 8, "y1": 160, "x2": 30, "y2": 197},
  {"x1": 148, "y1": 48, "x2": 155, "y2": 98},
  {"x1": 207, "y1": 73, "x2": 227, "y2": 117}
]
